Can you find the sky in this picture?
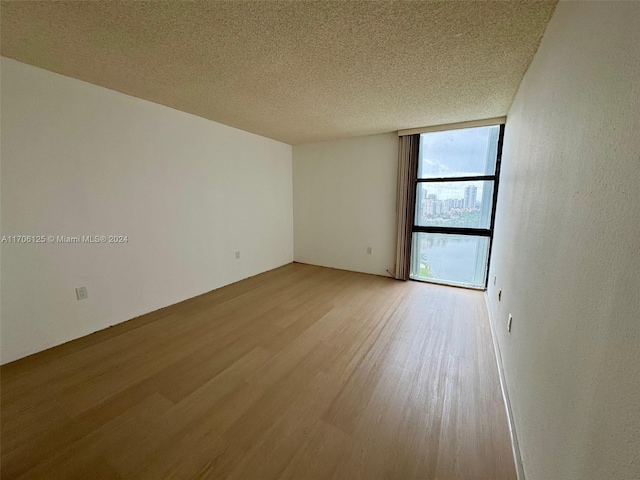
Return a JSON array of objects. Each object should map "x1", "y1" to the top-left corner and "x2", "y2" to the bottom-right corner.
[
  {"x1": 419, "y1": 125, "x2": 498, "y2": 178},
  {"x1": 417, "y1": 125, "x2": 499, "y2": 200}
]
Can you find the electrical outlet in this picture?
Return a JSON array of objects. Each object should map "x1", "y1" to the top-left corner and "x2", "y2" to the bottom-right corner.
[
  {"x1": 235, "y1": 251, "x2": 240, "y2": 260},
  {"x1": 498, "y1": 289, "x2": 502, "y2": 301},
  {"x1": 508, "y1": 314, "x2": 513, "y2": 332},
  {"x1": 76, "y1": 286, "x2": 88, "y2": 300},
  {"x1": 366, "y1": 247, "x2": 372, "y2": 255}
]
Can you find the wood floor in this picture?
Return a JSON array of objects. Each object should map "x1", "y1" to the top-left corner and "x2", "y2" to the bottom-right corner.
[{"x1": 1, "y1": 263, "x2": 515, "y2": 479}]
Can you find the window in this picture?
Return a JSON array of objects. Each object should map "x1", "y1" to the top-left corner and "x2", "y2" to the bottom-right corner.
[{"x1": 409, "y1": 124, "x2": 504, "y2": 288}]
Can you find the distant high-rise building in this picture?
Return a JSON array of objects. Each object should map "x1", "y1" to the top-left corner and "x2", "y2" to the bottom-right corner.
[
  {"x1": 464, "y1": 185, "x2": 478, "y2": 209},
  {"x1": 425, "y1": 199, "x2": 433, "y2": 216},
  {"x1": 449, "y1": 198, "x2": 462, "y2": 209}
]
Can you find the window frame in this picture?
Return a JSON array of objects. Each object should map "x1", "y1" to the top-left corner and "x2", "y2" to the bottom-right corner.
[{"x1": 410, "y1": 123, "x2": 505, "y2": 289}]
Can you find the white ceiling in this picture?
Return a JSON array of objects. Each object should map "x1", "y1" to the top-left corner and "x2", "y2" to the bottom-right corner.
[{"x1": 1, "y1": 1, "x2": 557, "y2": 144}]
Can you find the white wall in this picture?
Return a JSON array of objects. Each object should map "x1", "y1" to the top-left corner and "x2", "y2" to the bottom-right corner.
[
  {"x1": 293, "y1": 134, "x2": 398, "y2": 277},
  {"x1": 487, "y1": 2, "x2": 640, "y2": 479},
  {"x1": 0, "y1": 58, "x2": 293, "y2": 364}
]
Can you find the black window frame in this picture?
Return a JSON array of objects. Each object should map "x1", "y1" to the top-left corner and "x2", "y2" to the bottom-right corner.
[{"x1": 410, "y1": 123, "x2": 505, "y2": 289}]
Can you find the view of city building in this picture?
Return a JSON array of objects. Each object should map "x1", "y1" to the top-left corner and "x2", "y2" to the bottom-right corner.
[
  {"x1": 416, "y1": 183, "x2": 491, "y2": 228},
  {"x1": 411, "y1": 124, "x2": 500, "y2": 287}
]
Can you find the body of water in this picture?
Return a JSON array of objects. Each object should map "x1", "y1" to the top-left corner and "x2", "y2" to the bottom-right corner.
[{"x1": 412, "y1": 234, "x2": 489, "y2": 287}]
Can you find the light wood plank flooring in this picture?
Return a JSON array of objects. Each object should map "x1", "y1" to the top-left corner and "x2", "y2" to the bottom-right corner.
[{"x1": 1, "y1": 263, "x2": 515, "y2": 479}]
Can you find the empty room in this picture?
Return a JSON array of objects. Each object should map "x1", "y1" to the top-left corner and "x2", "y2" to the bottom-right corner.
[{"x1": 1, "y1": 1, "x2": 638, "y2": 479}]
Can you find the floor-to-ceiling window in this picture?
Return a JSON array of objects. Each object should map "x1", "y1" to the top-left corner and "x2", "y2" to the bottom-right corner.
[{"x1": 410, "y1": 123, "x2": 504, "y2": 288}]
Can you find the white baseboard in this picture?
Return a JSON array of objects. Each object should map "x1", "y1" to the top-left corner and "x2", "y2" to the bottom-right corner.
[{"x1": 484, "y1": 292, "x2": 525, "y2": 480}]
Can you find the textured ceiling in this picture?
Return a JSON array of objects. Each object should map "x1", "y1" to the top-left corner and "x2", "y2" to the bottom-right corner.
[{"x1": 1, "y1": 1, "x2": 557, "y2": 145}]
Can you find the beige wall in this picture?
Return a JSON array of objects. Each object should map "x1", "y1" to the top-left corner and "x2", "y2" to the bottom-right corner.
[
  {"x1": 488, "y1": 2, "x2": 640, "y2": 479},
  {"x1": 293, "y1": 134, "x2": 398, "y2": 277},
  {"x1": 0, "y1": 58, "x2": 293, "y2": 364}
]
